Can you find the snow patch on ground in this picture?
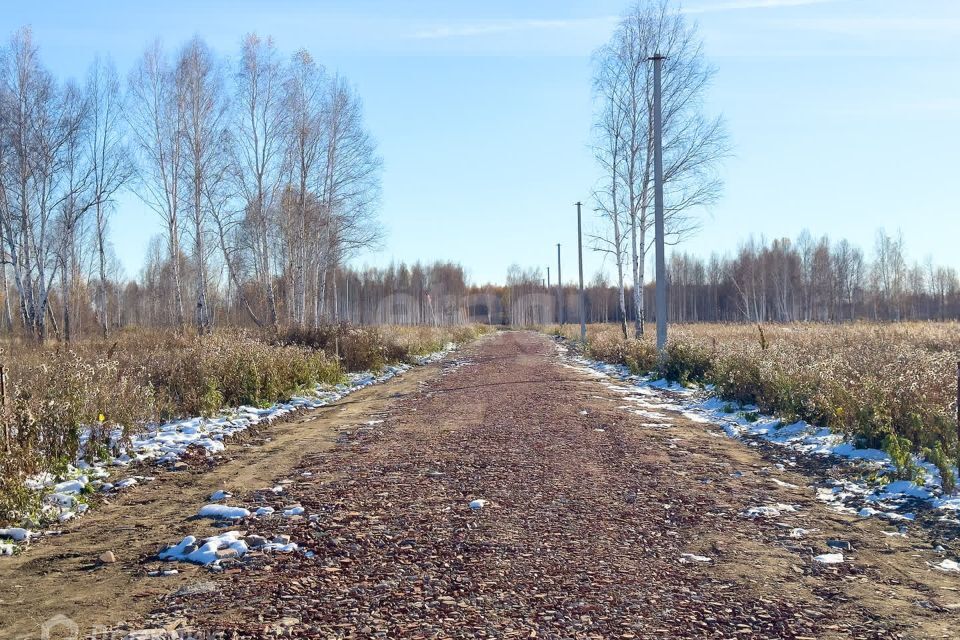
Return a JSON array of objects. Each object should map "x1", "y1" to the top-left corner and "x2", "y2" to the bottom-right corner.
[
  {"x1": 197, "y1": 504, "x2": 251, "y2": 520},
  {"x1": 160, "y1": 532, "x2": 244, "y2": 565},
  {"x1": 932, "y1": 559, "x2": 960, "y2": 572},
  {"x1": 561, "y1": 344, "x2": 959, "y2": 530},
  {"x1": 814, "y1": 553, "x2": 844, "y2": 564},
  {"x1": 770, "y1": 478, "x2": 799, "y2": 489},
  {"x1": 742, "y1": 504, "x2": 797, "y2": 519},
  {"x1": 679, "y1": 553, "x2": 712, "y2": 563},
  {"x1": 0, "y1": 528, "x2": 30, "y2": 542},
  {"x1": 159, "y1": 531, "x2": 299, "y2": 567}
]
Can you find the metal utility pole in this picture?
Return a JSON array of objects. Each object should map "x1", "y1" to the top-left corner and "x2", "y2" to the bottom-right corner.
[
  {"x1": 576, "y1": 201, "x2": 586, "y2": 342},
  {"x1": 556, "y1": 243, "x2": 564, "y2": 325},
  {"x1": 651, "y1": 53, "x2": 667, "y2": 353}
]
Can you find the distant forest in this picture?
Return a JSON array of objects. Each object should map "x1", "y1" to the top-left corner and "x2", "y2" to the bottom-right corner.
[{"x1": 112, "y1": 229, "x2": 960, "y2": 330}]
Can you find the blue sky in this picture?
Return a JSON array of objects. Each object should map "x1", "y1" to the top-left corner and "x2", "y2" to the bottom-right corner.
[{"x1": 8, "y1": 0, "x2": 960, "y2": 285}]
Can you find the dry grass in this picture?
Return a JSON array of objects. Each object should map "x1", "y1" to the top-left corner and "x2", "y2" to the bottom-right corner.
[
  {"x1": 0, "y1": 324, "x2": 491, "y2": 522},
  {"x1": 549, "y1": 322, "x2": 960, "y2": 459},
  {"x1": 279, "y1": 324, "x2": 493, "y2": 372}
]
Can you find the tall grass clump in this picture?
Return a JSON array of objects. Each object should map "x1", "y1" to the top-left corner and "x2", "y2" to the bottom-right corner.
[
  {"x1": 924, "y1": 443, "x2": 957, "y2": 494},
  {"x1": 656, "y1": 340, "x2": 713, "y2": 385},
  {"x1": 279, "y1": 323, "x2": 491, "y2": 371},
  {"x1": 139, "y1": 332, "x2": 343, "y2": 418},
  {"x1": 279, "y1": 324, "x2": 387, "y2": 372},
  {"x1": 0, "y1": 349, "x2": 153, "y2": 521},
  {"x1": 574, "y1": 329, "x2": 657, "y2": 375}
]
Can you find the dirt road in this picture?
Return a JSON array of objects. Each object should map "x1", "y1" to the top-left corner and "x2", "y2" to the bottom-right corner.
[{"x1": 4, "y1": 331, "x2": 959, "y2": 639}]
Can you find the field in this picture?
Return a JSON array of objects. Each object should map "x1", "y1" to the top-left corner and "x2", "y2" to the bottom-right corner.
[
  {"x1": 0, "y1": 324, "x2": 492, "y2": 522},
  {"x1": 6, "y1": 320, "x2": 957, "y2": 519},
  {"x1": 549, "y1": 322, "x2": 960, "y2": 478}
]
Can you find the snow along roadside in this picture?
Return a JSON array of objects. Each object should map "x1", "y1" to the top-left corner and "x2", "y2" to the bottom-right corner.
[
  {"x1": 0, "y1": 344, "x2": 459, "y2": 555},
  {"x1": 557, "y1": 340, "x2": 960, "y2": 569}
]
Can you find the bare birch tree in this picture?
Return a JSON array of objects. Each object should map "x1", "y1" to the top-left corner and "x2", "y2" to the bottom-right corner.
[
  {"x1": 56, "y1": 81, "x2": 96, "y2": 342},
  {"x1": 233, "y1": 33, "x2": 287, "y2": 328},
  {"x1": 282, "y1": 49, "x2": 326, "y2": 327},
  {"x1": 0, "y1": 28, "x2": 88, "y2": 340},
  {"x1": 177, "y1": 36, "x2": 228, "y2": 333},
  {"x1": 592, "y1": 55, "x2": 630, "y2": 339},
  {"x1": 127, "y1": 40, "x2": 186, "y2": 331},
  {"x1": 873, "y1": 229, "x2": 906, "y2": 321},
  {"x1": 87, "y1": 56, "x2": 132, "y2": 337},
  {"x1": 316, "y1": 75, "x2": 382, "y2": 324},
  {"x1": 594, "y1": 0, "x2": 728, "y2": 337}
]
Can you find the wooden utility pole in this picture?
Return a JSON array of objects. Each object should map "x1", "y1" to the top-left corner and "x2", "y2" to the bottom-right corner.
[
  {"x1": 557, "y1": 244, "x2": 564, "y2": 325},
  {"x1": 651, "y1": 53, "x2": 668, "y2": 353},
  {"x1": 576, "y1": 201, "x2": 586, "y2": 342}
]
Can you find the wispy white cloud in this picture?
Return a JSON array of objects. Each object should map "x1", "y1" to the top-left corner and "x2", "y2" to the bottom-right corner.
[
  {"x1": 409, "y1": 1, "x2": 837, "y2": 41},
  {"x1": 683, "y1": 0, "x2": 837, "y2": 13},
  {"x1": 410, "y1": 17, "x2": 616, "y2": 40}
]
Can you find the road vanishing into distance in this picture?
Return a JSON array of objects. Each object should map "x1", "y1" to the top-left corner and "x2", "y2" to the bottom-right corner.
[{"x1": 3, "y1": 332, "x2": 957, "y2": 639}]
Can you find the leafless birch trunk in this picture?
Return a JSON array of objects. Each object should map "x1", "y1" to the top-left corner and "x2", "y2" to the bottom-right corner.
[
  {"x1": 593, "y1": 0, "x2": 728, "y2": 338},
  {"x1": 87, "y1": 56, "x2": 132, "y2": 338},
  {"x1": 127, "y1": 40, "x2": 187, "y2": 331},
  {"x1": 234, "y1": 34, "x2": 288, "y2": 329},
  {"x1": 177, "y1": 37, "x2": 229, "y2": 334}
]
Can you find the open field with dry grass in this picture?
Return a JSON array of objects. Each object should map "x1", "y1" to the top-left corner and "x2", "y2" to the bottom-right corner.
[{"x1": 549, "y1": 322, "x2": 960, "y2": 476}]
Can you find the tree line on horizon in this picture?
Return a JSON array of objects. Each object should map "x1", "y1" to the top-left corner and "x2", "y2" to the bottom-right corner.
[
  {"x1": 134, "y1": 226, "x2": 960, "y2": 328},
  {"x1": 496, "y1": 230, "x2": 959, "y2": 327},
  {"x1": 3, "y1": 217, "x2": 958, "y2": 333}
]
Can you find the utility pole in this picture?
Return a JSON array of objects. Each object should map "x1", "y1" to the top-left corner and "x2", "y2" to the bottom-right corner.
[
  {"x1": 576, "y1": 201, "x2": 586, "y2": 342},
  {"x1": 556, "y1": 243, "x2": 564, "y2": 325},
  {"x1": 547, "y1": 266, "x2": 551, "y2": 290},
  {"x1": 651, "y1": 53, "x2": 667, "y2": 353}
]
